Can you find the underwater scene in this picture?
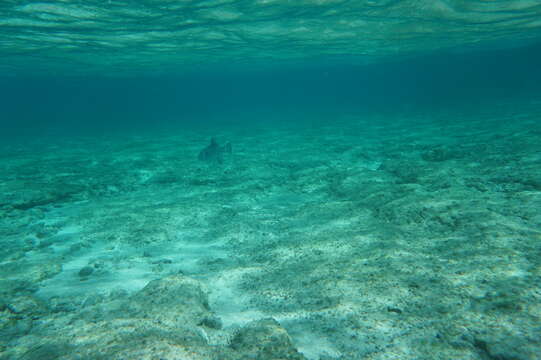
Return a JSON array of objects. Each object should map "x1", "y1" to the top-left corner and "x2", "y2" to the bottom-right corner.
[{"x1": 1, "y1": 1, "x2": 541, "y2": 359}]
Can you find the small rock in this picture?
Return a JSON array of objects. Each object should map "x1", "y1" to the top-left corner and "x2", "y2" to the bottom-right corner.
[
  {"x1": 152, "y1": 258, "x2": 173, "y2": 265},
  {"x1": 69, "y1": 243, "x2": 82, "y2": 252},
  {"x1": 198, "y1": 315, "x2": 222, "y2": 329},
  {"x1": 230, "y1": 318, "x2": 306, "y2": 359},
  {"x1": 109, "y1": 288, "x2": 128, "y2": 299},
  {"x1": 78, "y1": 266, "x2": 94, "y2": 277}
]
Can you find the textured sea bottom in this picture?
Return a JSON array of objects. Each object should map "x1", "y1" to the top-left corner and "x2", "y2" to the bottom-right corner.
[{"x1": 1, "y1": 98, "x2": 540, "y2": 360}]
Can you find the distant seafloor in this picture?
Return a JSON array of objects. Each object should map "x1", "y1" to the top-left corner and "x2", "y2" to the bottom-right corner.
[{"x1": 2, "y1": 40, "x2": 541, "y2": 138}]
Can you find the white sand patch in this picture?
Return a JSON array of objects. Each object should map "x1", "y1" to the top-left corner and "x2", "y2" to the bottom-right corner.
[
  {"x1": 36, "y1": 241, "x2": 154, "y2": 299},
  {"x1": 55, "y1": 225, "x2": 83, "y2": 236},
  {"x1": 295, "y1": 332, "x2": 342, "y2": 360},
  {"x1": 275, "y1": 304, "x2": 359, "y2": 359},
  {"x1": 208, "y1": 267, "x2": 266, "y2": 328},
  {"x1": 36, "y1": 228, "x2": 233, "y2": 301},
  {"x1": 142, "y1": 233, "x2": 230, "y2": 275}
]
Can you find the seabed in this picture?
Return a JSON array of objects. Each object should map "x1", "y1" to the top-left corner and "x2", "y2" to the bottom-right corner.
[{"x1": 1, "y1": 98, "x2": 541, "y2": 359}]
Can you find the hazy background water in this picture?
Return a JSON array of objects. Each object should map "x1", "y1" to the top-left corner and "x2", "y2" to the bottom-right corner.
[{"x1": 2, "y1": 41, "x2": 541, "y2": 139}]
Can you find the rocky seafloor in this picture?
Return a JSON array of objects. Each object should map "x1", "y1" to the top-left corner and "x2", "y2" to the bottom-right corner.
[{"x1": 1, "y1": 99, "x2": 540, "y2": 360}]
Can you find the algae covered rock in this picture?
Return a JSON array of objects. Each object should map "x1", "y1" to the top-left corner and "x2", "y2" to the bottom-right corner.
[
  {"x1": 1, "y1": 272, "x2": 309, "y2": 360},
  {"x1": 230, "y1": 318, "x2": 307, "y2": 360},
  {"x1": 132, "y1": 274, "x2": 210, "y2": 315}
]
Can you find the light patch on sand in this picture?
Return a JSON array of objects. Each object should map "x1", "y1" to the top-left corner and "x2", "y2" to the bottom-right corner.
[
  {"x1": 279, "y1": 317, "x2": 344, "y2": 360},
  {"x1": 208, "y1": 267, "x2": 266, "y2": 328},
  {"x1": 36, "y1": 242, "x2": 154, "y2": 299},
  {"x1": 296, "y1": 333, "x2": 342, "y2": 360},
  {"x1": 202, "y1": 8, "x2": 242, "y2": 21},
  {"x1": 17, "y1": 3, "x2": 98, "y2": 18}
]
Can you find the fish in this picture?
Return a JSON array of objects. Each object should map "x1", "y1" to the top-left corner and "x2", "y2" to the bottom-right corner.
[{"x1": 198, "y1": 138, "x2": 232, "y2": 164}]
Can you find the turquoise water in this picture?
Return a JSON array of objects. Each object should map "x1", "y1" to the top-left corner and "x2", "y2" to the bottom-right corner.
[{"x1": 1, "y1": 2, "x2": 541, "y2": 360}]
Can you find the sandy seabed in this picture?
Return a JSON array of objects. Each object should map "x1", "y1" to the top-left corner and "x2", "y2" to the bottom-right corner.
[{"x1": 1, "y1": 99, "x2": 540, "y2": 360}]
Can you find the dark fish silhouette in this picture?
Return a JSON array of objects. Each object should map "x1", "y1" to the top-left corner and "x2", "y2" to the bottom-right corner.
[{"x1": 198, "y1": 138, "x2": 232, "y2": 164}]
